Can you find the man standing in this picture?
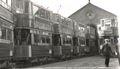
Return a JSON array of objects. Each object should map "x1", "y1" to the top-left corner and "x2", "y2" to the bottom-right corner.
[
  {"x1": 115, "y1": 40, "x2": 120, "y2": 65},
  {"x1": 102, "y1": 39, "x2": 112, "y2": 67}
]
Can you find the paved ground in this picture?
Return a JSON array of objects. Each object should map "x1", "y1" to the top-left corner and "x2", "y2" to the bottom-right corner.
[{"x1": 23, "y1": 55, "x2": 120, "y2": 69}]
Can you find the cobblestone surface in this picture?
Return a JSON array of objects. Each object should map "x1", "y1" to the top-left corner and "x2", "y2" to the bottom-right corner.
[{"x1": 25, "y1": 55, "x2": 120, "y2": 69}]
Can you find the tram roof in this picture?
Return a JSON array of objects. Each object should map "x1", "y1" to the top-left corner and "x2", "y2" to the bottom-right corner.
[{"x1": 30, "y1": 0, "x2": 53, "y2": 12}]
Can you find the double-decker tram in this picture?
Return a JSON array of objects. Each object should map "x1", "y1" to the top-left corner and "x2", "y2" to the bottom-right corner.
[
  {"x1": 85, "y1": 26, "x2": 95, "y2": 55},
  {"x1": 52, "y1": 14, "x2": 74, "y2": 60},
  {"x1": 86, "y1": 26, "x2": 96, "y2": 54},
  {"x1": 74, "y1": 21, "x2": 87, "y2": 57},
  {"x1": 0, "y1": 0, "x2": 15, "y2": 68},
  {"x1": 13, "y1": 0, "x2": 53, "y2": 64},
  {"x1": 97, "y1": 18, "x2": 119, "y2": 56}
]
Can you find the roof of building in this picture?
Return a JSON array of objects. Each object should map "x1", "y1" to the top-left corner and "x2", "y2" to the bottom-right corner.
[{"x1": 68, "y1": 2, "x2": 117, "y2": 18}]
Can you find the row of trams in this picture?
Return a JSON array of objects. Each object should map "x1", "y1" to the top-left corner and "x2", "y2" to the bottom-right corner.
[{"x1": 0, "y1": 0, "x2": 97, "y2": 68}]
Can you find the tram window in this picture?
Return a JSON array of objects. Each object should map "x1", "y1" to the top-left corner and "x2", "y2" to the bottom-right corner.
[
  {"x1": 2, "y1": 0, "x2": 6, "y2": 3},
  {"x1": 8, "y1": 0, "x2": 11, "y2": 7},
  {"x1": 62, "y1": 18, "x2": 64, "y2": 24},
  {"x1": 14, "y1": 29, "x2": 20, "y2": 45},
  {"x1": 16, "y1": 0, "x2": 24, "y2": 13},
  {"x1": 64, "y1": 19, "x2": 67, "y2": 25},
  {"x1": 86, "y1": 39, "x2": 89, "y2": 46},
  {"x1": 46, "y1": 11, "x2": 50, "y2": 20},
  {"x1": 24, "y1": 1, "x2": 29, "y2": 13},
  {"x1": 105, "y1": 24, "x2": 110, "y2": 27},
  {"x1": 7, "y1": 29, "x2": 12, "y2": 42},
  {"x1": 1, "y1": 26, "x2": 6, "y2": 39},
  {"x1": 80, "y1": 40, "x2": 85, "y2": 46},
  {"x1": 63, "y1": 38, "x2": 65, "y2": 44},
  {"x1": 73, "y1": 37, "x2": 78, "y2": 46},
  {"x1": 41, "y1": 37, "x2": 45, "y2": 43},
  {"x1": 46, "y1": 37, "x2": 50, "y2": 44},
  {"x1": 14, "y1": 29, "x2": 31, "y2": 45},
  {"x1": 101, "y1": 20, "x2": 104, "y2": 27},
  {"x1": 55, "y1": 15, "x2": 59, "y2": 22},
  {"x1": 53, "y1": 34, "x2": 61, "y2": 46},
  {"x1": 34, "y1": 34, "x2": 38, "y2": 44},
  {"x1": 79, "y1": 39, "x2": 81, "y2": 45},
  {"x1": 68, "y1": 38, "x2": 72, "y2": 44},
  {"x1": 40, "y1": 8, "x2": 45, "y2": 18},
  {"x1": 33, "y1": 5, "x2": 39, "y2": 16},
  {"x1": 63, "y1": 38, "x2": 72, "y2": 45},
  {"x1": 21, "y1": 29, "x2": 31, "y2": 45}
]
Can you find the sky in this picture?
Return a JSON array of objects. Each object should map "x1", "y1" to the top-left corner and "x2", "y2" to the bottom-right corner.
[
  {"x1": 30, "y1": 0, "x2": 119, "y2": 18},
  {"x1": 30, "y1": 0, "x2": 120, "y2": 38}
]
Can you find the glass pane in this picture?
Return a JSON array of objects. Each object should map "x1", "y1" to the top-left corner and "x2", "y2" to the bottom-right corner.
[
  {"x1": 40, "y1": 8, "x2": 45, "y2": 18},
  {"x1": 1, "y1": 26, "x2": 6, "y2": 39},
  {"x1": 34, "y1": 34, "x2": 38, "y2": 44},
  {"x1": 2, "y1": 0, "x2": 6, "y2": 3},
  {"x1": 24, "y1": 1, "x2": 29, "y2": 13},
  {"x1": 41, "y1": 36, "x2": 45, "y2": 43},
  {"x1": 68, "y1": 38, "x2": 71, "y2": 44},
  {"x1": 73, "y1": 37, "x2": 78, "y2": 46},
  {"x1": 46, "y1": 37, "x2": 50, "y2": 44},
  {"x1": 63, "y1": 38, "x2": 65, "y2": 44},
  {"x1": 14, "y1": 29, "x2": 20, "y2": 45},
  {"x1": 21, "y1": 29, "x2": 30, "y2": 45},
  {"x1": 33, "y1": 5, "x2": 39, "y2": 16},
  {"x1": 101, "y1": 20, "x2": 104, "y2": 27},
  {"x1": 7, "y1": 29, "x2": 12, "y2": 42},
  {"x1": 14, "y1": 29, "x2": 31, "y2": 45},
  {"x1": 46, "y1": 11, "x2": 50, "y2": 20},
  {"x1": 16, "y1": 0, "x2": 23, "y2": 13},
  {"x1": 53, "y1": 34, "x2": 61, "y2": 46},
  {"x1": 0, "y1": 0, "x2": 1, "y2": 4},
  {"x1": 56, "y1": 15, "x2": 59, "y2": 22},
  {"x1": 2, "y1": 0, "x2": 7, "y2": 9},
  {"x1": 7, "y1": 0, "x2": 11, "y2": 7},
  {"x1": 62, "y1": 18, "x2": 64, "y2": 24},
  {"x1": 86, "y1": 39, "x2": 89, "y2": 46}
]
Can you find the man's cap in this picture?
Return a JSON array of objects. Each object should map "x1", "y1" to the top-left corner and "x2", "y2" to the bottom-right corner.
[{"x1": 104, "y1": 39, "x2": 109, "y2": 42}]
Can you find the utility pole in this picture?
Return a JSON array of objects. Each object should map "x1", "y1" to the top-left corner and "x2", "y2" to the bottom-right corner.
[{"x1": 57, "y1": 5, "x2": 61, "y2": 14}]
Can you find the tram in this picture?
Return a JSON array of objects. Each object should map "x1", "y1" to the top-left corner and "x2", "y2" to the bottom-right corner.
[
  {"x1": 97, "y1": 18, "x2": 119, "y2": 56},
  {"x1": 13, "y1": 0, "x2": 53, "y2": 64},
  {"x1": 74, "y1": 21, "x2": 87, "y2": 56},
  {"x1": 0, "y1": 0, "x2": 118, "y2": 68},
  {"x1": 0, "y1": 0, "x2": 15, "y2": 68},
  {"x1": 52, "y1": 13, "x2": 74, "y2": 60},
  {"x1": 86, "y1": 26, "x2": 96, "y2": 54}
]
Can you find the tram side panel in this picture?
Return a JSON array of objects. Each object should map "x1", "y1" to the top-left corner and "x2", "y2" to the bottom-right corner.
[
  {"x1": 0, "y1": 2, "x2": 15, "y2": 68},
  {"x1": 13, "y1": 0, "x2": 54, "y2": 62},
  {"x1": 74, "y1": 22, "x2": 88, "y2": 56},
  {"x1": 73, "y1": 37, "x2": 79, "y2": 56},
  {"x1": 0, "y1": 44, "x2": 13, "y2": 60},
  {"x1": 14, "y1": 16, "x2": 53, "y2": 62},
  {"x1": 52, "y1": 21, "x2": 74, "y2": 59},
  {"x1": 52, "y1": 33, "x2": 62, "y2": 57},
  {"x1": 14, "y1": 29, "x2": 52, "y2": 61}
]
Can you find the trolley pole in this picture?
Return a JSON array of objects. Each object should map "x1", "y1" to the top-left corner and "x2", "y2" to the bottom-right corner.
[{"x1": 57, "y1": 5, "x2": 61, "y2": 14}]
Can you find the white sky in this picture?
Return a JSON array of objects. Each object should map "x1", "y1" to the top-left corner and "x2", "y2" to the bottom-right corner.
[
  {"x1": 30, "y1": 0, "x2": 119, "y2": 17},
  {"x1": 31, "y1": 0, "x2": 120, "y2": 37}
]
